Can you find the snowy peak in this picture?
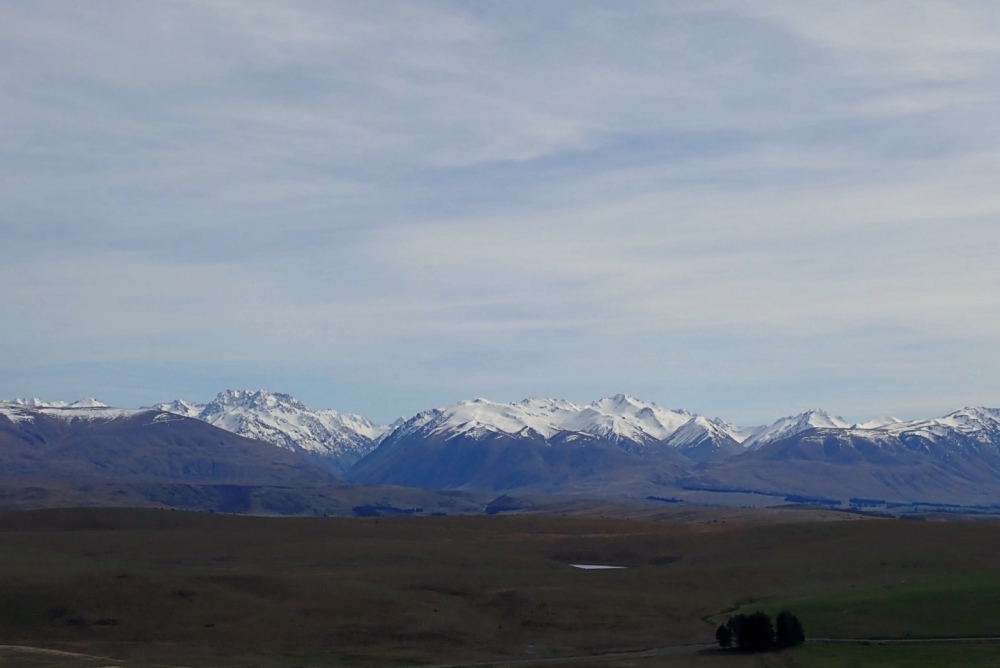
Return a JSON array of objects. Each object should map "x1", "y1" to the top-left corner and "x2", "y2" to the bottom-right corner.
[
  {"x1": 201, "y1": 389, "x2": 308, "y2": 416},
  {"x1": 386, "y1": 394, "x2": 711, "y2": 452},
  {"x1": 575, "y1": 395, "x2": 693, "y2": 444},
  {"x1": 666, "y1": 416, "x2": 728, "y2": 447},
  {"x1": 663, "y1": 416, "x2": 744, "y2": 460},
  {"x1": 798, "y1": 408, "x2": 851, "y2": 429},
  {"x1": 744, "y1": 409, "x2": 851, "y2": 450},
  {"x1": 3, "y1": 397, "x2": 108, "y2": 409},
  {"x1": 149, "y1": 399, "x2": 205, "y2": 418},
  {"x1": 430, "y1": 395, "x2": 690, "y2": 444},
  {"x1": 316, "y1": 408, "x2": 393, "y2": 443},
  {"x1": 5, "y1": 397, "x2": 68, "y2": 408},
  {"x1": 935, "y1": 406, "x2": 1000, "y2": 431},
  {"x1": 0, "y1": 398, "x2": 139, "y2": 423},
  {"x1": 423, "y1": 398, "x2": 566, "y2": 439},
  {"x1": 887, "y1": 407, "x2": 1000, "y2": 444},
  {"x1": 68, "y1": 397, "x2": 109, "y2": 408},
  {"x1": 739, "y1": 406, "x2": 1000, "y2": 452},
  {"x1": 515, "y1": 397, "x2": 583, "y2": 413},
  {"x1": 589, "y1": 393, "x2": 644, "y2": 414},
  {"x1": 843, "y1": 407, "x2": 1000, "y2": 445},
  {"x1": 152, "y1": 390, "x2": 392, "y2": 474},
  {"x1": 710, "y1": 417, "x2": 763, "y2": 444},
  {"x1": 855, "y1": 415, "x2": 902, "y2": 430}
]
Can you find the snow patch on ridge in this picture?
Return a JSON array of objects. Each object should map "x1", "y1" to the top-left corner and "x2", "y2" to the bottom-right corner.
[
  {"x1": 855, "y1": 415, "x2": 902, "y2": 429},
  {"x1": 5, "y1": 398, "x2": 70, "y2": 408},
  {"x1": 711, "y1": 417, "x2": 762, "y2": 444},
  {"x1": 0, "y1": 398, "x2": 139, "y2": 423},
  {"x1": 150, "y1": 399, "x2": 205, "y2": 418},
  {"x1": 871, "y1": 407, "x2": 1000, "y2": 445}
]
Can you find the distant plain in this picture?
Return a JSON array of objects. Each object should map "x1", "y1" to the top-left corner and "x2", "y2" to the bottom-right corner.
[{"x1": 0, "y1": 506, "x2": 998, "y2": 667}]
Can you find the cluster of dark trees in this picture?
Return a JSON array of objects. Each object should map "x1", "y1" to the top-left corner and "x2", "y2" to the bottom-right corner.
[{"x1": 715, "y1": 611, "x2": 804, "y2": 652}]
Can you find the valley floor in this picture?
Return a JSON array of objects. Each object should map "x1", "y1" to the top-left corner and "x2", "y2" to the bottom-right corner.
[{"x1": 0, "y1": 507, "x2": 998, "y2": 667}]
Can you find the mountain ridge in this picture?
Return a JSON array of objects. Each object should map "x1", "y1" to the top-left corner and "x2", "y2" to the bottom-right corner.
[
  {"x1": 149, "y1": 390, "x2": 390, "y2": 475},
  {"x1": 0, "y1": 407, "x2": 340, "y2": 485},
  {"x1": 7, "y1": 393, "x2": 1000, "y2": 505}
]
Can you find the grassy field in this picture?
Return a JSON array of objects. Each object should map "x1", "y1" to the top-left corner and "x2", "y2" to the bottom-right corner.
[
  {"x1": 766, "y1": 642, "x2": 1000, "y2": 667},
  {"x1": 0, "y1": 507, "x2": 998, "y2": 667},
  {"x1": 7, "y1": 642, "x2": 1000, "y2": 668},
  {"x1": 756, "y1": 572, "x2": 1000, "y2": 639}
]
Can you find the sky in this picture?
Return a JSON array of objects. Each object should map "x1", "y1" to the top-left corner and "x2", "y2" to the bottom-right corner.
[{"x1": 3, "y1": 1, "x2": 1000, "y2": 425}]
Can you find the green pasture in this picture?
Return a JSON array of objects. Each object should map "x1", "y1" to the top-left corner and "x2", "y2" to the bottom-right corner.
[
  {"x1": 764, "y1": 642, "x2": 1000, "y2": 668},
  {"x1": 755, "y1": 572, "x2": 1000, "y2": 639}
]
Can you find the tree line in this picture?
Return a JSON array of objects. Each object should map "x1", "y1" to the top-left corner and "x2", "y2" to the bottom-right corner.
[{"x1": 715, "y1": 610, "x2": 804, "y2": 652}]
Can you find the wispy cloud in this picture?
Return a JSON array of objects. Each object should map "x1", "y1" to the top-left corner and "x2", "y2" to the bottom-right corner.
[{"x1": 2, "y1": 1, "x2": 999, "y2": 422}]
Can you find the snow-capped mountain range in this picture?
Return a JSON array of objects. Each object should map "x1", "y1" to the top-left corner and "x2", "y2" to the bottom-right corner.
[
  {"x1": 389, "y1": 394, "x2": 717, "y2": 445},
  {"x1": 1, "y1": 391, "x2": 392, "y2": 475},
  {"x1": 6, "y1": 391, "x2": 1000, "y2": 491},
  {"x1": 0, "y1": 397, "x2": 142, "y2": 423},
  {"x1": 6, "y1": 391, "x2": 1000, "y2": 458}
]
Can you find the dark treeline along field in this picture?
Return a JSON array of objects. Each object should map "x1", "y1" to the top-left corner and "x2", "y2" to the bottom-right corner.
[{"x1": 2, "y1": 508, "x2": 1000, "y2": 667}]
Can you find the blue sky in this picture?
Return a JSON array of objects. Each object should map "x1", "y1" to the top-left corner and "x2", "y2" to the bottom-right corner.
[{"x1": 3, "y1": 1, "x2": 1000, "y2": 424}]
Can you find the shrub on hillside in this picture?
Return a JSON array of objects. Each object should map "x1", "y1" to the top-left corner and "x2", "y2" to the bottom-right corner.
[
  {"x1": 720, "y1": 611, "x2": 804, "y2": 652},
  {"x1": 715, "y1": 623, "x2": 733, "y2": 648},
  {"x1": 776, "y1": 610, "x2": 805, "y2": 647}
]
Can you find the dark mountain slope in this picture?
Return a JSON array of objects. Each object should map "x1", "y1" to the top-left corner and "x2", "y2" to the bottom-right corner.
[
  {"x1": 347, "y1": 427, "x2": 690, "y2": 494},
  {"x1": 0, "y1": 411, "x2": 339, "y2": 484},
  {"x1": 684, "y1": 428, "x2": 1000, "y2": 505}
]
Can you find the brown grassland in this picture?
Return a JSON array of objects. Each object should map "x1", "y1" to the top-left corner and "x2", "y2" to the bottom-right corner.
[{"x1": 0, "y1": 505, "x2": 999, "y2": 667}]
